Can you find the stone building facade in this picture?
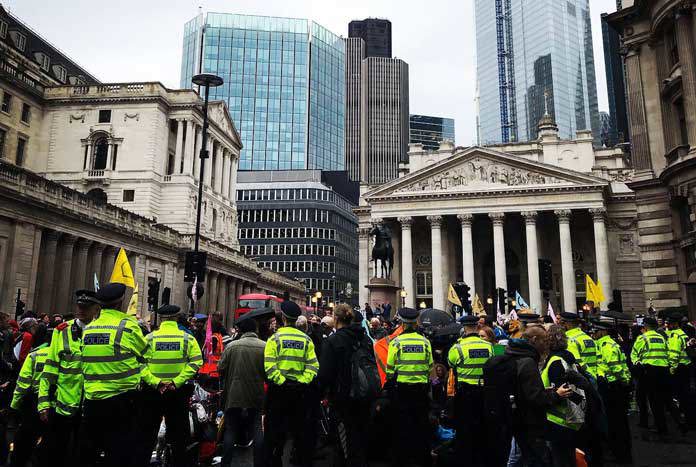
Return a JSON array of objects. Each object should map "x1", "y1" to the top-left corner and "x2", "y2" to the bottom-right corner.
[
  {"x1": 357, "y1": 120, "x2": 642, "y2": 315},
  {"x1": 608, "y1": 1, "x2": 696, "y2": 317}
]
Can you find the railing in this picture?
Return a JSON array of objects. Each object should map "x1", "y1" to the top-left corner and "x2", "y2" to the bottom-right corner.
[
  {"x1": 163, "y1": 175, "x2": 172, "y2": 182},
  {"x1": 0, "y1": 59, "x2": 45, "y2": 96},
  {"x1": 87, "y1": 169, "x2": 106, "y2": 178}
]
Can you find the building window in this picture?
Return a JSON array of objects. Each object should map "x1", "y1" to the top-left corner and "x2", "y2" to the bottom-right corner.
[
  {"x1": 15, "y1": 32, "x2": 26, "y2": 52},
  {"x1": 0, "y1": 128, "x2": 6, "y2": 159},
  {"x1": 39, "y1": 54, "x2": 50, "y2": 71},
  {"x1": 1, "y1": 93, "x2": 11, "y2": 113},
  {"x1": 0, "y1": 21, "x2": 7, "y2": 39},
  {"x1": 56, "y1": 66, "x2": 67, "y2": 83},
  {"x1": 98, "y1": 110, "x2": 112, "y2": 123},
  {"x1": 15, "y1": 138, "x2": 26, "y2": 167},
  {"x1": 92, "y1": 137, "x2": 109, "y2": 170},
  {"x1": 416, "y1": 271, "x2": 432, "y2": 296},
  {"x1": 122, "y1": 189, "x2": 135, "y2": 202},
  {"x1": 20, "y1": 103, "x2": 30, "y2": 124}
]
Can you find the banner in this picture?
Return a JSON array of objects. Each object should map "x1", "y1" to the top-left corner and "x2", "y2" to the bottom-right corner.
[
  {"x1": 110, "y1": 248, "x2": 135, "y2": 288},
  {"x1": 126, "y1": 283, "x2": 139, "y2": 316},
  {"x1": 548, "y1": 301, "x2": 558, "y2": 324},
  {"x1": 93, "y1": 273, "x2": 100, "y2": 292},
  {"x1": 472, "y1": 294, "x2": 485, "y2": 316},
  {"x1": 514, "y1": 291, "x2": 529, "y2": 310},
  {"x1": 585, "y1": 274, "x2": 604, "y2": 304},
  {"x1": 447, "y1": 283, "x2": 462, "y2": 307}
]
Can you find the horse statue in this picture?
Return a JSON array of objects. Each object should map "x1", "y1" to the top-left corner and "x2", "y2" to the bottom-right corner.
[{"x1": 370, "y1": 223, "x2": 394, "y2": 279}]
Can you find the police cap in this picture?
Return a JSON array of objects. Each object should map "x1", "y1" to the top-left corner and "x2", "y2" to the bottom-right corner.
[
  {"x1": 95, "y1": 283, "x2": 126, "y2": 306},
  {"x1": 591, "y1": 320, "x2": 613, "y2": 331},
  {"x1": 666, "y1": 313, "x2": 682, "y2": 324},
  {"x1": 193, "y1": 313, "x2": 208, "y2": 321},
  {"x1": 459, "y1": 315, "x2": 480, "y2": 326},
  {"x1": 559, "y1": 312, "x2": 581, "y2": 322},
  {"x1": 643, "y1": 317, "x2": 658, "y2": 328},
  {"x1": 156, "y1": 304, "x2": 181, "y2": 316},
  {"x1": 75, "y1": 289, "x2": 100, "y2": 306},
  {"x1": 280, "y1": 300, "x2": 302, "y2": 319},
  {"x1": 517, "y1": 312, "x2": 541, "y2": 324},
  {"x1": 397, "y1": 307, "x2": 419, "y2": 323}
]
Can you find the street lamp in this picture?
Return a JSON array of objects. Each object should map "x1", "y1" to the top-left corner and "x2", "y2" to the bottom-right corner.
[
  {"x1": 486, "y1": 296, "x2": 493, "y2": 315},
  {"x1": 314, "y1": 291, "x2": 322, "y2": 314},
  {"x1": 311, "y1": 296, "x2": 318, "y2": 314},
  {"x1": 328, "y1": 302, "x2": 334, "y2": 309},
  {"x1": 419, "y1": 300, "x2": 427, "y2": 309},
  {"x1": 400, "y1": 289, "x2": 407, "y2": 308},
  {"x1": 191, "y1": 73, "x2": 223, "y2": 254}
]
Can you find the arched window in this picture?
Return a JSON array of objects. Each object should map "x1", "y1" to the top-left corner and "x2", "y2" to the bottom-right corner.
[
  {"x1": 86, "y1": 188, "x2": 107, "y2": 204},
  {"x1": 92, "y1": 137, "x2": 109, "y2": 170}
]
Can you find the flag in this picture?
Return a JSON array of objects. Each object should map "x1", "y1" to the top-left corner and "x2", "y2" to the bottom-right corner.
[
  {"x1": 447, "y1": 283, "x2": 462, "y2": 307},
  {"x1": 472, "y1": 294, "x2": 485, "y2": 317},
  {"x1": 192, "y1": 275, "x2": 198, "y2": 303},
  {"x1": 509, "y1": 309, "x2": 519, "y2": 321},
  {"x1": 109, "y1": 248, "x2": 135, "y2": 288},
  {"x1": 93, "y1": 273, "x2": 100, "y2": 292},
  {"x1": 496, "y1": 299, "x2": 505, "y2": 325},
  {"x1": 594, "y1": 280, "x2": 606, "y2": 304},
  {"x1": 126, "y1": 283, "x2": 139, "y2": 316},
  {"x1": 585, "y1": 274, "x2": 604, "y2": 305},
  {"x1": 514, "y1": 291, "x2": 529, "y2": 310},
  {"x1": 548, "y1": 301, "x2": 558, "y2": 324},
  {"x1": 203, "y1": 313, "x2": 213, "y2": 358}
]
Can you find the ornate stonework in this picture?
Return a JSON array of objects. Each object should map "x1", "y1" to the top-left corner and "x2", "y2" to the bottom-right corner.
[
  {"x1": 555, "y1": 209, "x2": 572, "y2": 222},
  {"x1": 457, "y1": 213, "x2": 473, "y2": 226},
  {"x1": 398, "y1": 216, "x2": 413, "y2": 228},
  {"x1": 427, "y1": 215, "x2": 443, "y2": 228},
  {"x1": 489, "y1": 212, "x2": 506, "y2": 225}
]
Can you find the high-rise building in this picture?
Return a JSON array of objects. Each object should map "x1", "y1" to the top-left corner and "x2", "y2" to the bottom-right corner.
[
  {"x1": 475, "y1": 0, "x2": 601, "y2": 145},
  {"x1": 348, "y1": 18, "x2": 392, "y2": 58},
  {"x1": 409, "y1": 114, "x2": 456, "y2": 150},
  {"x1": 345, "y1": 37, "x2": 365, "y2": 182},
  {"x1": 599, "y1": 111, "x2": 611, "y2": 147},
  {"x1": 181, "y1": 13, "x2": 345, "y2": 172},
  {"x1": 601, "y1": 10, "x2": 628, "y2": 146},
  {"x1": 360, "y1": 57, "x2": 409, "y2": 184}
]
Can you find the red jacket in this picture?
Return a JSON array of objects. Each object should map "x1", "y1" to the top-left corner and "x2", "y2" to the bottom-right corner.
[{"x1": 15, "y1": 331, "x2": 32, "y2": 368}]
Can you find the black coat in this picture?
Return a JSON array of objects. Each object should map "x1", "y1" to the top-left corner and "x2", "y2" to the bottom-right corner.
[
  {"x1": 318, "y1": 323, "x2": 368, "y2": 403},
  {"x1": 505, "y1": 339, "x2": 562, "y2": 438}
]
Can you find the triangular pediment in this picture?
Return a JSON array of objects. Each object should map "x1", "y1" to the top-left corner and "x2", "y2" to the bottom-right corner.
[
  {"x1": 209, "y1": 101, "x2": 242, "y2": 149},
  {"x1": 364, "y1": 146, "x2": 608, "y2": 200}
]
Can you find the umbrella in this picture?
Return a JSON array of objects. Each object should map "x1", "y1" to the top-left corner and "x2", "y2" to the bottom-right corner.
[
  {"x1": 235, "y1": 307, "x2": 276, "y2": 324},
  {"x1": 418, "y1": 308, "x2": 454, "y2": 327},
  {"x1": 432, "y1": 322, "x2": 462, "y2": 338},
  {"x1": 599, "y1": 310, "x2": 633, "y2": 324}
]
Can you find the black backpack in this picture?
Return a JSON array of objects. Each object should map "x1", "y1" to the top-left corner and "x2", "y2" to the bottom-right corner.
[
  {"x1": 482, "y1": 354, "x2": 519, "y2": 467},
  {"x1": 347, "y1": 336, "x2": 381, "y2": 401}
]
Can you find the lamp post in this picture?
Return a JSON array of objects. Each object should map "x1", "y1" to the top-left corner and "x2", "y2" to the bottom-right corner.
[
  {"x1": 314, "y1": 291, "x2": 322, "y2": 314},
  {"x1": 419, "y1": 300, "x2": 427, "y2": 309},
  {"x1": 486, "y1": 296, "x2": 493, "y2": 315},
  {"x1": 331, "y1": 275, "x2": 336, "y2": 305},
  {"x1": 191, "y1": 73, "x2": 223, "y2": 253},
  {"x1": 400, "y1": 289, "x2": 407, "y2": 308}
]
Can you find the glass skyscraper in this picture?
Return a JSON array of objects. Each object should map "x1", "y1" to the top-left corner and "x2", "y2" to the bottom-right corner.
[
  {"x1": 474, "y1": 0, "x2": 601, "y2": 145},
  {"x1": 181, "y1": 13, "x2": 345, "y2": 171},
  {"x1": 409, "y1": 114, "x2": 455, "y2": 150}
]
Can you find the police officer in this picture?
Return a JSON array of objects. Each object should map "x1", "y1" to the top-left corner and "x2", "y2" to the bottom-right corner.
[
  {"x1": 594, "y1": 320, "x2": 632, "y2": 463},
  {"x1": 631, "y1": 316, "x2": 670, "y2": 434},
  {"x1": 386, "y1": 307, "x2": 433, "y2": 467},
  {"x1": 263, "y1": 301, "x2": 318, "y2": 467},
  {"x1": 38, "y1": 289, "x2": 101, "y2": 467},
  {"x1": 560, "y1": 312, "x2": 597, "y2": 378},
  {"x1": 80, "y1": 282, "x2": 147, "y2": 467},
  {"x1": 139, "y1": 304, "x2": 203, "y2": 466},
  {"x1": 666, "y1": 313, "x2": 691, "y2": 431},
  {"x1": 8, "y1": 330, "x2": 49, "y2": 467},
  {"x1": 448, "y1": 315, "x2": 493, "y2": 466}
]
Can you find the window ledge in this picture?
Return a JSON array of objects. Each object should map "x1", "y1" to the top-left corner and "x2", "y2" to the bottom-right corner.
[{"x1": 20, "y1": 120, "x2": 30, "y2": 127}]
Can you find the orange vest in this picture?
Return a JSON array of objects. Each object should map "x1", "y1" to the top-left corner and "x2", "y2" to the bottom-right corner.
[
  {"x1": 200, "y1": 332, "x2": 224, "y2": 378},
  {"x1": 374, "y1": 326, "x2": 404, "y2": 386}
]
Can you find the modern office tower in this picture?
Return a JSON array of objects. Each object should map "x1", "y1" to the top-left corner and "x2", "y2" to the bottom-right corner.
[
  {"x1": 345, "y1": 37, "x2": 365, "y2": 182},
  {"x1": 601, "y1": 10, "x2": 628, "y2": 146},
  {"x1": 348, "y1": 18, "x2": 392, "y2": 58},
  {"x1": 409, "y1": 114, "x2": 456, "y2": 150},
  {"x1": 360, "y1": 57, "x2": 409, "y2": 184},
  {"x1": 181, "y1": 13, "x2": 345, "y2": 172},
  {"x1": 474, "y1": 0, "x2": 601, "y2": 145}
]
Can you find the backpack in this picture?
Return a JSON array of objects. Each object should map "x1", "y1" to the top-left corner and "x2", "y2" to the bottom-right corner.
[
  {"x1": 482, "y1": 354, "x2": 518, "y2": 467},
  {"x1": 558, "y1": 359, "x2": 587, "y2": 428},
  {"x1": 347, "y1": 336, "x2": 381, "y2": 401}
]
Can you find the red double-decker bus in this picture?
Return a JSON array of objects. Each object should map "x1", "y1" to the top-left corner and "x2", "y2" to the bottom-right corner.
[{"x1": 234, "y1": 293, "x2": 283, "y2": 320}]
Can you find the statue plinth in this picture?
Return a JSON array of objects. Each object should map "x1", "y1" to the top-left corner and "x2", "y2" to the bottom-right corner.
[{"x1": 365, "y1": 277, "x2": 401, "y2": 318}]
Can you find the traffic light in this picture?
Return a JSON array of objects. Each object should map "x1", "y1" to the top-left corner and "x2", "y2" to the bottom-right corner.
[
  {"x1": 496, "y1": 287, "x2": 507, "y2": 313},
  {"x1": 454, "y1": 282, "x2": 472, "y2": 314},
  {"x1": 539, "y1": 259, "x2": 553, "y2": 290},
  {"x1": 147, "y1": 277, "x2": 160, "y2": 311},
  {"x1": 184, "y1": 251, "x2": 207, "y2": 282},
  {"x1": 15, "y1": 289, "x2": 25, "y2": 319}
]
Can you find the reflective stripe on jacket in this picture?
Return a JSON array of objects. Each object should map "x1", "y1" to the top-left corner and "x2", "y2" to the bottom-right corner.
[
  {"x1": 566, "y1": 327, "x2": 598, "y2": 377},
  {"x1": 541, "y1": 354, "x2": 581, "y2": 431},
  {"x1": 142, "y1": 321, "x2": 203, "y2": 388},
  {"x1": 11, "y1": 344, "x2": 49, "y2": 410},
  {"x1": 264, "y1": 326, "x2": 318, "y2": 385},
  {"x1": 447, "y1": 335, "x2": 493, "y2": 385},
  {"x1": 667, "y1": 328, "x2": 691, "y2": 370},
  {"x1": 631, "y1": 330, "x2": 668, "y2": 368},
  {"x1": 81, "y1": 308, "x2": 147, "y2": 400},
  {"x1": 386, "y1": 330, "x2": 433, "y2": 384},
  {"x1": 38, "y1": 320, "x2": 84, "y2": 416},
  {"x1": 596, "y1": 335, "x2": 630, "y2": 383}
]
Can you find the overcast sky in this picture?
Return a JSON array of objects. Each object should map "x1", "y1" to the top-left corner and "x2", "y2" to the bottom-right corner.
[{"x1": 8, "y1": 0, "x2": 618, "y2": 145}]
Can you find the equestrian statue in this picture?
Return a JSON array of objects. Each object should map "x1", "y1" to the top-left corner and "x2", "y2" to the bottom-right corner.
[{"x1": 370, "y1": 223, "x2": 394, "y2": 280}]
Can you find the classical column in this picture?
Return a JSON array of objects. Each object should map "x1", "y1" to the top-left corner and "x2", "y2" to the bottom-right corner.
[
  {"x1": 221, "y1": 150, "x2": 231, "y2": 198},
  {"x1": 522, "y1": 211, "x2": 541, "y2": 313},
  {"x1": 398, "y1": 217, "x2": 415, "y2": 308},
  {"x1": 490, "y1": 212, "x2": 508, "y2": 293},
  {"x1": 457, "y1": 213, "x2": 476, "y2": 296},
  {"x1": 428, "y1": 215, "x2": 444, "y2": 310},
  {"x1": 193, "y1": 125, "x2": 202, "y2": 181},
  {"x1": 184, "y1": 120, "x2": 196, "y2": 175},
  {"x1": 590, "y1": 208, "x2": 612, "y2": 309},
  {"x1": 675, "y1": 9, "x2": 696, "y2": 147},
  {"x1": 90, "y1": 243, "x2": 105, "y2": 289},
  {"x1": 217, "y1": 275, "x2": 227, "y2": 316},
  {"x1": 204, "y1": 140, "x2": 214, "y2": 187},
  {"x1": 208, "y1": 272, "x2": 218, "y2": 312},
  {"x1": 57, "y1": 235, "x2": 76, "y2": 313},
  {"x1": 555, "y1": 210, "x2": 576, "y2": 312},
  {"x1": 229, "y1": 154, "x2": 239, "y2": 200},
  {"x1": 214, "y1": 144, "x2": 223, "y2": 194},
  {"x1": 101, "y1": 246, "x2": 118, "y2": 284},
  {"x1": 73, "y1": 239, "x2": 91, "y2": 290},
  {"x1": 655, "y1": 39, "x2": 681, "y2": 151},
  {"x1": 174, "y1": 119, "x2": 184, "y2": 175},
  {"x1": 624, "y1": 48, "x2": 651, "y2": 171},
  {"x1": 358, "y1": 227, "x2": 370, "y2": 307},
  {"x1": 38, "y1": 231, "x2": 60, "y2": 314}
]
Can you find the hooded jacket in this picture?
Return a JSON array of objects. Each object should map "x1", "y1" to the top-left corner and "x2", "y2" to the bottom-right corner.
[
  {"x1": 318, "y1": 323, "x2": 369, "y2": 403},
  {"x1": 504, "y1": 339, "x2": 562, "y2": 437}
]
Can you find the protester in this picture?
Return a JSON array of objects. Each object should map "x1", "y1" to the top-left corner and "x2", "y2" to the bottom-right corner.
[
  {"x1": 478, "y1": 325, "x2": 496, "y2": 344},
  {"x1": 218, "y1": 311, "x2": 266, "y2": 467},
  {"x1": 319, "y1": 303, "x2": 376, "y2": 467},
  {"x1": 364, "y1": 302, "x2": 373, "y2": 321},
  {"x1": 369, "y1": 318, "x2": 387, "y2": 340},
  {"x1": 14, "y1": 318, "x2": 36, "y2": 368}
]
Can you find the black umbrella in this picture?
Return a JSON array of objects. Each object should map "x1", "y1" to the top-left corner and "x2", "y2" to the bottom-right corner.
[
  {"x1": 432, "y1": 322, "x2": 462, "y2": 338},
  {"x1": 600, "y1": 310, "x2": 633, "y2": 324},
  {"x1": 235, "y1": 307, "x2": 276, "y2": 324},
  {"x1": 418, "y1": 308, "x2": 454, "y2": 327}
]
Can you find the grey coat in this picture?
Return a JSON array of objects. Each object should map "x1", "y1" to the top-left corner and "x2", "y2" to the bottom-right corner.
[{"x1": 218, "y1": 331, "x2": 266, "y2": 409}]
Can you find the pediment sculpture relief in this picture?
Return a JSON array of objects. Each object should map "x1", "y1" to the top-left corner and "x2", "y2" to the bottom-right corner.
[{"x1": 395, "y1": 157, "x2": 563, "y2": 193}]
